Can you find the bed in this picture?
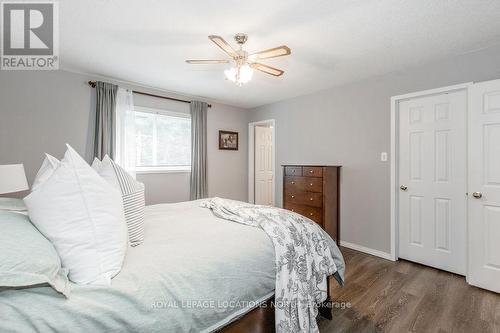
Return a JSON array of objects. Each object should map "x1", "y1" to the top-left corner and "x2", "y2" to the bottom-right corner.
[
  {"x1": 0, "y1": 200, "x2": 277, "y2": 332},
  {"x1": 0, "y1": 200, "x2": 342, "y2": 332}
]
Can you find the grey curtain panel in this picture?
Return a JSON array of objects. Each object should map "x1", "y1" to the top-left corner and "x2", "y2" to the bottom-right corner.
[
  {"x1": 94, "y1": 81, "x2": 118, "y2": 159},
  {"x1": 190, "y1": 101, "x2": 208, "y2": 200}
]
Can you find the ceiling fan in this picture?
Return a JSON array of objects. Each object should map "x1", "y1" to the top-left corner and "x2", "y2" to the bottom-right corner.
[{"x1": 186, "y1": 33, "x2": 291, "y2": 86}]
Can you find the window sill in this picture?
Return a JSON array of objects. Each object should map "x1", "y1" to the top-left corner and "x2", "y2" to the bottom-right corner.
[{"x1": 136, "y1": 169, "x2": 191, "y2": 175}]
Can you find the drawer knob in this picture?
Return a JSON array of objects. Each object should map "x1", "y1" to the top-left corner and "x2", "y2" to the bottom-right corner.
[
  {"x1": 291, "y1": 195, "x2": 295, "y2": 198},
  {"x1": 309, "y1": 212, "x2": 314, "y2": 216},
  {"x1": 309, "y1": 197, "x2": 313, "y2": 201},
  {"x1": 309, "y1": 170, "x2": 313, "y2": 174},
  {"x1": 309, "y1": 183, "x2": 313, "y2": 186},
  {"x1": 291, "y1": 181, "x2": 295, "y2": 184}
]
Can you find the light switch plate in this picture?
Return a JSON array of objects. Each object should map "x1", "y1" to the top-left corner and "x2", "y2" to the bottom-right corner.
[{"x1": 380, "y1": 152, "x2": 388, "y2": 162}]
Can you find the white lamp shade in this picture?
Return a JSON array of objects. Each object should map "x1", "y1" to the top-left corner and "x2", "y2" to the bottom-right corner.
[{"x1": 0, "y1": 164, "x2": 29, "y2": 194}]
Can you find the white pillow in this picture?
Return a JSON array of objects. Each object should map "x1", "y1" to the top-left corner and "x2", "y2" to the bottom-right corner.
[
  {"x1": 92, "y1": 156, "x2": 145, "y2": 247},
  {"x1": 24, "y1": 145, "x2": 127, "y2": 285},
  {"x1": 91, "y1": 157, "x2": 102, "y2": 172},
  {"x1": 31, "y1": 153, "x2": 60, "y2": 191},
  {"x1": 0, "y1": 198, "x2": 27, "y2": 212},
  {"x1": 0, "y1": 198, "x2": 28, "y2": 215}
]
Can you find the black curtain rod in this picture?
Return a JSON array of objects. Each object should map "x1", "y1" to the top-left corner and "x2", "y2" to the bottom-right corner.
[{"x1": 87, "y1": 81, "x2": 212, "y2": 108}]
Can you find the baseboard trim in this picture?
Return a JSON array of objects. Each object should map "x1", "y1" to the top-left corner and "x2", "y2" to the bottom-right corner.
[{"x1": 340, "y1": 241, "x2": 394, "y2": 261}]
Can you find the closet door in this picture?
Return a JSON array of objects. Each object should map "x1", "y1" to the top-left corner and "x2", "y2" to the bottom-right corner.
[
  {"x1": 398, "y1": 90, "x2": 467, "y2": 275},
  {"x1": 254, "y1": 126, "x2": 274, "y2": 205},
  {"x1": 468, "y1": 79, "x2": 500, "y2": 293}
]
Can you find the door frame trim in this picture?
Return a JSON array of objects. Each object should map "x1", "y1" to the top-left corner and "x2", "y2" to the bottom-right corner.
[
  {"x1": 389, "y1": 82, "x2": 473, "y2": 261},
  {"x1": 248, "y1": 119, "x2": 276, "y2": 205}
]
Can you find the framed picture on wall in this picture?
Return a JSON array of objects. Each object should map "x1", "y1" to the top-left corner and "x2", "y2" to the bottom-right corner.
[{"x1": 219, "y1": 130, "x2": 239, "y2": 150}]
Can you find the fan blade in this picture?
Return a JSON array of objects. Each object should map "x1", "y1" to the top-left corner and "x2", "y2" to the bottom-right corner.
[
  {"x1": 249, "y1": 45, "x2": 291, "y2": 61},
  {"x1": 251, "y1": 63, "x2": 284, "y2": 77},
  {"x1": 185, "y1": 60, "x2": 229, "y2": 64},
  {"x1": 208, "y1": 35, "x2": 238, "y2": 58}
]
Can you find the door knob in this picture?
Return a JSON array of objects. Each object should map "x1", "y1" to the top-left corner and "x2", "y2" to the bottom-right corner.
[
  {"x1": 472, "y1": 192, "x2": 482, "y2": 199},
  {"x1": 400, "y1": 185, "x2": 408, "y2": 191}
]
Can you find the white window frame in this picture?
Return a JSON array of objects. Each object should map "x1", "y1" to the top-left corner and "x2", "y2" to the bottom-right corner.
[{"x1": 134, "y1": 106, "x2": 192, "y2": 174}]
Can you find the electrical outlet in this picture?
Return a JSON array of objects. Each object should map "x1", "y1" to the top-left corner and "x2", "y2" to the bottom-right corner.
[{"x1": 380, "y1": 152, "x2": 388, "y2": 162}]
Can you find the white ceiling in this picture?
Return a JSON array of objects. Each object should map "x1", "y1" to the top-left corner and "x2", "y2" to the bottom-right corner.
[{"x1": 61, "y1": 0, "x2": 500, "y2": 108}]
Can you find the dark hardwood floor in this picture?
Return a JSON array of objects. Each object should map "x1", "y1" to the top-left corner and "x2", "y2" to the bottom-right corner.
[{"x1": 319, "y1": 247, "x2": 500, "y2": 333}]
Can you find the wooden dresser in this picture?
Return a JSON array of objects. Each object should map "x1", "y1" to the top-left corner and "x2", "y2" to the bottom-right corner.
[{"x1": 282, "y1": 165, "x2": 341, "y2": 243}]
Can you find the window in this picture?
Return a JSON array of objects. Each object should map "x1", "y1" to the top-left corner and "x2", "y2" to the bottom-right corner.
[{"x1": 134, "y1": 107, "x2": 191, "y2": 173}]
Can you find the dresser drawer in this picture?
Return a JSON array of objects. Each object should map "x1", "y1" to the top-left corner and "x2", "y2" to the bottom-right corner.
[
  {"x1": 284, "y1": 191, "x2": 323, "y2": 208},
  {"x1": 284, "y1": 176, "x2": 322, "y2": 193},
  {"x1": 303, "y1": 166, "x2": 323, "y2": 178},
  {"x1": 284, "y1": 166, "x2": 302, "y2": 176},
  {"x1": 284, "y1": 203, "x2": 322, "y2": 225}
]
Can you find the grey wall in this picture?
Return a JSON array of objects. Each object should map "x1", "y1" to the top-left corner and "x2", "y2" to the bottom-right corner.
[
  {"x1": 0, "y1": 70, "x2": 249, "y2": 204},
  {"x1": 3, "y1": 45, "x2": 500, "y2": 253},
  {"x1": 249, "y1": 45, "x2": 500, "y2": 254}
]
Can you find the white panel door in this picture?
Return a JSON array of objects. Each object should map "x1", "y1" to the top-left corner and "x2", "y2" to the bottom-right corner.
[
  {"x1": 468, "y1": 79, "x2": 500, "y2": 293},
  {"x1": 399, "y1": 90, "x2": 467, "y2": 275},
  {"x1": 255, "y1": 126, "x2": 273, "y2": 205}
]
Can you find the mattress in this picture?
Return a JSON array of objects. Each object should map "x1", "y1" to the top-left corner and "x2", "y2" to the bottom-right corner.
[{"x1": 0, "y1": 201, "x2": 276, "y2": 333}]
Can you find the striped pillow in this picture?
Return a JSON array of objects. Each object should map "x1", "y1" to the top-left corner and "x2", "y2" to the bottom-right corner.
[{"x1": 92, "y1": 156, "x2": 145, "y2": 246}]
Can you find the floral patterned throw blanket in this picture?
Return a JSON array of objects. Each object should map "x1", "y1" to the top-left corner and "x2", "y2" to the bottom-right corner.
[{"x1": 200, "y1": 197, "x2": 345, "y2": 333}]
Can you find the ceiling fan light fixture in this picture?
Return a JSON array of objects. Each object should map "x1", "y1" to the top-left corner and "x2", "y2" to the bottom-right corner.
[
  {"x1": 224, "y1": 67, "x2": 237, "y2": 82},
  {"x1": 239, "y1": 64, "x2": 254, "y2": 83},
  {"x1": 224, "y1": 63, "x2": 254, "y2": 86}
]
